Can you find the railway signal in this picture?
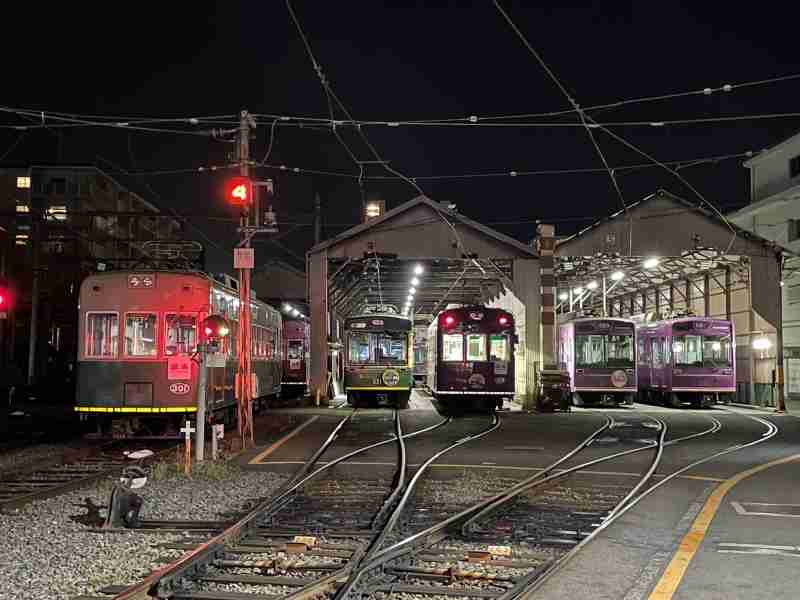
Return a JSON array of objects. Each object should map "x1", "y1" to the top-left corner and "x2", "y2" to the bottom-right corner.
[{"x1": 225, "y1": 176, "x2": 253, "y2": 207}]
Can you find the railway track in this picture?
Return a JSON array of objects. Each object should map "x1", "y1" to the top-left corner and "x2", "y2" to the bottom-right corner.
[
  {"x1": 70, "y1": 409, "x2": 777, "y2": 600},
  {"x1": 0, "y1": 440, "x2": 176, "y2": 512}
]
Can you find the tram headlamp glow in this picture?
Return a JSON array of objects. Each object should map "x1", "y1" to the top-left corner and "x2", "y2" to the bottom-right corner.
[{"x1": 498, "y1": 316, "x2": 509, "y2": 325}]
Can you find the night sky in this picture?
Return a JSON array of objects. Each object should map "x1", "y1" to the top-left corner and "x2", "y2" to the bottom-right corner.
[{"x1": 3, "y1": 2, "x2": 800, "y2": 273}]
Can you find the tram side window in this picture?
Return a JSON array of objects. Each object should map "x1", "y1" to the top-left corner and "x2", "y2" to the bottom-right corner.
[
  {"x1": 443, "y1": 333, "x2": 464, "y2": 362},
  {"x1": 124, "y1": 313, "x2": 157, "y2": 357},
  {"x1": 86, "y1": 312, "x2": 119, "y2": 358},
  {"x1": 165, "y1": 314, "x2": 197, "y2": 356},
  {"x1": 466, "y1": 334, "x2": 487, "y2": 361},
  {"x1": 489, "y1": 335, "x2": 508, "y2": 362}
]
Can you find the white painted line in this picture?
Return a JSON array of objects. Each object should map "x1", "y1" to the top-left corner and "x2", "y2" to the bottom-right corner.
[
  {"x1": 731, "y1": 500, "x2": 800, "y2": 518},
  {"x1": 719, "y1": 542, "x2": 798, "y2": 551}
]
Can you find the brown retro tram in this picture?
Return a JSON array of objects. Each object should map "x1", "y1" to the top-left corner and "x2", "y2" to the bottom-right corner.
[{"x1": 75, "y1": 270, "x2": 282, "y2": 437}]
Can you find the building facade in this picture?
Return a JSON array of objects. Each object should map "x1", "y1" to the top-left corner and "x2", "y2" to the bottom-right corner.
[
  {"x1": 0, "y1": 164, "x2": 183, "y2": 388},
  {"x1": 730, "y1": 134, "x2": 800, "y2": 401}
]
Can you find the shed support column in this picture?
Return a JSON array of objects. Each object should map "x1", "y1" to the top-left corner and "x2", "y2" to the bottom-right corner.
[
  {"x1": 513, "y1": 257, "x2": 541, "y2": 411},
  {"x1": 725, "y1": 267, "x2": 731, "y2": 321},
  {"x1": 309, "y1": 250, "x2": 329, "y2": 401},
  {"x1": 704, "y1": 273, "x2": 711, "y2": 317},
  {"x1": 669, "y1": 284, "x2": 674, "y2": 313},
  {"x1": 686, "y1": 280, "x2": 691, "y2": 314},
  {"x1": 629, "y1": 295, "x2": 634, "y2": 316}
]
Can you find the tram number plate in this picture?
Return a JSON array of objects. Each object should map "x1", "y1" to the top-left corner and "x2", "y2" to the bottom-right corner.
[
  {"x1": 169, "y1": 382, "x2": 191, "y2": 395},
  {"x1": 293, "y1": 535, "x2": 317, "y2": 547}
]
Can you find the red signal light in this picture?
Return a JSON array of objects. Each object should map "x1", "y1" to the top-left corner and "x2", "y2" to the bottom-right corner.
[
  {"x1": 0, "y1": 295, "x2": 4, "y2": 306},
  {"x1": 205, "y1": 327, "x2": 213, "y2": 336},
  {"x1": 225, "y1": 176, "x2": 253, "y2": 206},
  {"x1": 499, "y1": 316, "x2": 508, "y2": 325},
  {"x1": 444, "y1": 315, "x2": 455, "y2": 326}
]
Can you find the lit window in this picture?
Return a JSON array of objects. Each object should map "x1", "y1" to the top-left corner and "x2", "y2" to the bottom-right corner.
[
  {"x1": 47, "y1": 206, "x2": 68, "y2": 221},
  {"x1": 165, "y1": 314, "x2": 197, "y2": 356},
  {"x1": 466, "y1": 334, "x2": 487, "y2": 361},
  {"x1": 16, "y1": 176, "x2": 30, "y2": 189},
  {"x1": 16, "y1": 204, "x2": 30, "y2": 213},
  {"x1": 124, "y1": 313, "x2": 158, "y2": 357},
  {"x1": 443, "y1": 334, "x2": 464, "y2": 361},
  {"x1": 86, "y1": 312, "x2": 119, "y2": 358},
  {"x1": 489, "y1": 335, "x2": 508, "y2": 361},
  {"x1": 15, "y1": 234, "x2": 29, "y2": 246}
]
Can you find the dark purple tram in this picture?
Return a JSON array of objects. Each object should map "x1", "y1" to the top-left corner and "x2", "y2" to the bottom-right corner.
[
  {"x1": 426, "y1": 306, "x2": 516, "y2": 412},
  {"x1": 558, "y1": 317, "x2": 637, "y2": 406},
  {"x1": 636, "y1": 317, "x2": 735, "y2": 408}
]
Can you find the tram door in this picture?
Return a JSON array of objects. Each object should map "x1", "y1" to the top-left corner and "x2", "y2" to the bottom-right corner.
[{"x1": 651, "y1": 337, "x2": 666, "y2": 389}]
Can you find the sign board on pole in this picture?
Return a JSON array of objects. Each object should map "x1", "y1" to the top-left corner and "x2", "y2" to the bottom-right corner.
[
  {"x1": 167, "y1": 356, "x2": 192, "y2": 380},
  {"x1": 234, "y1": 248, "x2": 255, "y2": 269}
]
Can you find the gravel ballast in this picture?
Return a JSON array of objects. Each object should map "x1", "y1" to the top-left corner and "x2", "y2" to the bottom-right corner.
[{"x1": 0, "y1": 465, "x2": 286, "y2": 600}]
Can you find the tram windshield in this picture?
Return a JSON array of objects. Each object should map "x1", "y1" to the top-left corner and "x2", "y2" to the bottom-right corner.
[
  {"x1": 575, "y1": 334, "x2": 634, "y2": 369},
  {"x1": 348, "y1": 332, "x2": 408, "y2": 365},
  {"x1": 673, "y1": 335, "x2": 732, "y2": 368},
  {"x1": 287, "y1": 340, "x2": 303, "y2": 359}
]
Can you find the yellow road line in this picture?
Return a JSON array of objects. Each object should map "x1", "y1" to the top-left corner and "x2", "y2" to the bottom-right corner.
[
  {"x1": 249, "y1": 416, "x2": 319, "y2": 464},
  {"x1": 649, "y1": 452, "x2": 800, "y2": 600}
]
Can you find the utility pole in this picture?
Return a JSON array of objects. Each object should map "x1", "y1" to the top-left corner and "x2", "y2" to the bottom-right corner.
[
  {"x1": 27, "y1": 174, "x2": 40, "y2": 386},
  {"x1": 314, "y1": 192, "x2": 322, "y2": 246},
  {"x1": 776, "y1": 252, "x2": 787, "y2": 412},
  {"x1": 236, "y1": 110, "x2": 257, "y2": 448}
]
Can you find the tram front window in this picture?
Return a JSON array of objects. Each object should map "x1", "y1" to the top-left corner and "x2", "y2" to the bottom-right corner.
[
  {"x1": 288, "y1": 340, "x2": 303, "y2": 359},
  {"x1": 576, "y1": 334, "x2": 634, "y2": 369},
  {"x1": 606, "y1": 334, "x2": 634, "y2": 368},
  {"x1": 348, "y1": 332, "x2": 408, "y2": 365},
  {"x1": 673, "y1": 334, "x2": 732, "y2": 368},
  {"x1": 165, "y1": 314, "x2": 197, "y2": 356}
]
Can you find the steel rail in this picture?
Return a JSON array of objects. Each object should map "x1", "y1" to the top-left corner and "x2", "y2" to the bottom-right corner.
[
  {"x1": 332, "y1": 412, "x2": 502, "y2": 600},
  {"x1": 352, "y1": 413, "x2": 721, "y2": 582},
  {"x1": 110, "y1": 411, "x2": 450, "y2": 600},
  {"x1": 371, "y1": 409, "x2": 407, "y2": 528},
  {"x1": 512, "y1": 412, "x2": 778, "y2": 600}
]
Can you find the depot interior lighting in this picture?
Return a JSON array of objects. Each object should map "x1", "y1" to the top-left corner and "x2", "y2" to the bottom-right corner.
[
  {"x1": 407, "y1": 295, "x2": 413, "y2": 302},
  {"x1": 414, "y1": 264, "x2": 424, "y2": 275},
  {"x1": 643, "y1": 257, "x2": 660, "y2": 269},
  {"x1": 291, "y1": 309, "x2": 300, "y2": 317},
  {"x1": 573, "y1": 286, "x2": 584, "y2": 295},
  {"x1": 409, "y1": 287, "x2": 416, "y2": 295},
  {"x1": 611, "y1": 270, "x2": 625, "y2": 281},
  {"x1": 411, "y1": 277, "x2": 420, "y2": 286},
  {"x1": 558, "y1": 292, "x2": 569, "y2": 301},
  {"x1": 365, "y1": 202, "x2": 382, "y2": 218},
  {"x1": 586, "y1": 281, "x2": 598, "y2": 291},
  {"x1": 283, "y1": 303, "x2": 292, "y2": 313},
  {"x1": 752, "y1": 337, "x2": 772, "y2": 350}
]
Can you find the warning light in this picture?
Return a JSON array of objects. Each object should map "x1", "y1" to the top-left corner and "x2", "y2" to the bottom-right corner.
[
  {"x1": 499, "y1": 316, "x2": 508, "y2": 325},
  {"x1": 225, "y1": 176, "x2": 253, "y2": 207},
  {"x1": 203, "y1": 315, "x2": 230, "y2": 340}
]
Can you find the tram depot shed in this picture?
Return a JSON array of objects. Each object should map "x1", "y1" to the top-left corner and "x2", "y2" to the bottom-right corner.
[
  {"x1": 555, "y1": 189, "x2": 785, "y2": 407},
  {"x1": 307, "y1": 195, "x2": 543, "y2": 408}
]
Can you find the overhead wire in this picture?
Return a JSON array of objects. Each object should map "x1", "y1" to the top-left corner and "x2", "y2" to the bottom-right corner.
[{"x1": 492, "y1": 0, "x2": 738, "y2": 254}]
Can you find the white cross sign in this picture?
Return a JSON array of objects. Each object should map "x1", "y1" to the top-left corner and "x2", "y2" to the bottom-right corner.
[{"x1": 180, "y1": 420, "x2": 196, "y2": 440}]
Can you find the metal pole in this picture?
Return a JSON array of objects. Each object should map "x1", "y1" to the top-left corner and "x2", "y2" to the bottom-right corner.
[
  {"x1": 196, "y1": 344, "x2": 208, "y2": 461},
  {"x1": 27, "y1": 193, "x2": 40, "y2": 385},
  {"x1": 776, "y1": 253, "x2": 787, "y2": 412},
  {"x1": 602, "y1": 276, "x2": 607, "y2": 317},
  {"x1": 314, "y1": 192, "x2": 322, "y2": 245}
]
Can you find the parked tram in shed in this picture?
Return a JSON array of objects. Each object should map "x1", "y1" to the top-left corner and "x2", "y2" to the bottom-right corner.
[
  {"x1": 636, "y1": 316, "x2": 735, "y2": 408},
  {"x1": 558, "y1": 315, "x2": 637, "y2": 406},
  {"x1": 426, "y1": 306, "x2": 516, "y2": 412},
  {"x1": 344, "y1": 305, "x2": 413, "y2": 408},
  {"x1": 75, "y1": 270, "x2": 282, "y2": 436},
  {"x1": 281, "y1": 318, "x2": 309, "y2": 398}
]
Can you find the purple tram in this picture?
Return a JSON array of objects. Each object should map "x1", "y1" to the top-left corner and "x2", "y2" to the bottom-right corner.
[
  {"x1": 426, "y1": 306, "x2": 516, "y2": 412},
  {"x1": 557, "y1": 317, "x2": 637, "y2": 406},
  {"x1": 636, "y1": 317, "x2": 735, "y2": 408}
]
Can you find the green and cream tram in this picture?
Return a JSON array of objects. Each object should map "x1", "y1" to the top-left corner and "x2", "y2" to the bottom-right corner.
[{"x1": 344, "y1": 306, "x2": 413, "y2": 408}]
